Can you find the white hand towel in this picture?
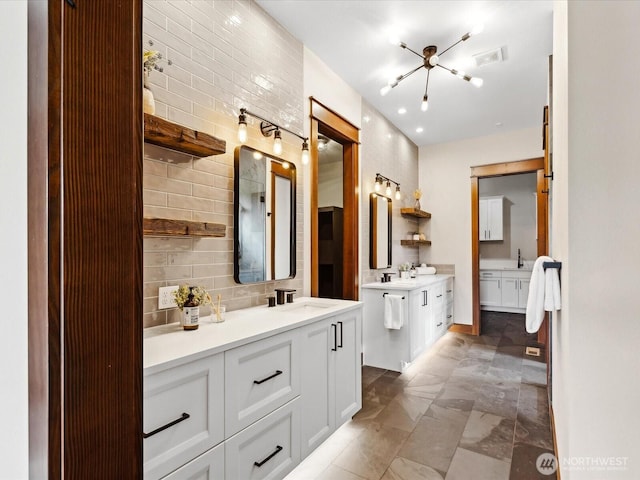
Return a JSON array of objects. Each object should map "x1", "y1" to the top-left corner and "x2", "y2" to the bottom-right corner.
[
  {"x1": 384, "y1": 294, "x2": 404, "y2": 330},
  {"x1": 526, "y1": 256, "x2": 553, "y2": 333},
  {"x1": 544, "y1": 267, "x2": 562, "y2": 312}
]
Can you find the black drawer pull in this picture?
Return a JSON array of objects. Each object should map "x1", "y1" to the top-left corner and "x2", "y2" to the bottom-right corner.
[
  {"x1": 143, "y1": 412, "x2": 190, "y2": 439},
  {"x1": 253, "y1": 370, "x2": 283, "y2": 385},
  {"x1": 254, "y1": 445, "x2": 283, "y2": 467},
  {"x1": 436, "y1": 294, "x2": 443, "y2": 298},
  {"x1": 447, "y1": 290, "x2": 452, "y2": 293},
  {"x1": 437, "y1": 322, "x2": 443, "y2": 327},
  {"x1": 447, "y1": 315, "x2": 452, "y2": 318},
  {"x1": 331, "y1": 323, "x2": 337, "y2": 351}
]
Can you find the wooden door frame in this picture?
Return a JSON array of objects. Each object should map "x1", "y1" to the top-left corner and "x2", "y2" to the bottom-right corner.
[
  {"x1": 28, "y1": 1, "x2": 143, "y2": 477},
  {"x1": 470, "y1": 157, "x2": 548, "y2": 338},
  {"x1": 310, "y1": 98, "x2": 360, "y2": 300}
]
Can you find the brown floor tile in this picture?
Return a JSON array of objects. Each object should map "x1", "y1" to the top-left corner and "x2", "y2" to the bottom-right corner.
[
  {"x1": 376, "y1": 392, "x2": 433, "y2": 432},
  {"x1": 459, "y1": 410, "x2": 516, "y2": 461},
  {"x1": 515, "y1": 416, "x2": 554, "y2": 450},
  {"x1": 317, "y1": 464, "x2": 367, "y2": 480},
  {"x1": 444, "y1": 447, "x2": 511, "y2": 480},
  {"x1": 381, "y1": 457, "x2": 445, "y2": 480},
  {"x1": 509, "y1": 442, "x2": 557, "y2": 479}
]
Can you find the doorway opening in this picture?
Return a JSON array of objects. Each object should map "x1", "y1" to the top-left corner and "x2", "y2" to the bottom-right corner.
[
  {"x1": 470, "y1": 157, "x2": 548, "y2": 338},
  {"x1": 309, "y1": 98, "x2": 360, "y2": 300}
]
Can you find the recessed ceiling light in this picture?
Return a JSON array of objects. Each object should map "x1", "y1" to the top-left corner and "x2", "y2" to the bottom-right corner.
[
  {"x1": 398, "y1": 107, "x2": 407, "y2": 114},
  {"x1": 363, "y1": 115, "x2": 370, "y2": 123},
  {"x1": 416, "y1": 127, "x2": 424, "y2": 133},
  {"x1": 495, "y1": 122, "x2": 503, "y2": 127}
]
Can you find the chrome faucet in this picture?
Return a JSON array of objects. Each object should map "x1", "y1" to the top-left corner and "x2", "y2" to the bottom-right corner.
[{"x1": 517, "y1": 248, "x2": 523, "y2": 269}]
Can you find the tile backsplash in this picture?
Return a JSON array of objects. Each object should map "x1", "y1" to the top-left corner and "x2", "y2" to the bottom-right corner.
[{"x1": 143, "y1": 0, "x2": 304, "y2": 328}]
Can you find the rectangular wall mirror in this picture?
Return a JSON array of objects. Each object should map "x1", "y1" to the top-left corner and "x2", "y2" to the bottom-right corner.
[
  {"x1": 234, "y1": 146, "x2": 296, "y2": 283},
  {"x1": 370, "y1": 193, "x2": 392, "y2": 269}
]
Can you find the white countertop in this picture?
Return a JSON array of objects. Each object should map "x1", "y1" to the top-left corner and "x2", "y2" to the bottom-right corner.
[
  {"x1": 362, "y1": 274, "x2": 453, "y2": 291},
  {"x1": 144, "y1": 297, "x2": 362, "y2": 374}
]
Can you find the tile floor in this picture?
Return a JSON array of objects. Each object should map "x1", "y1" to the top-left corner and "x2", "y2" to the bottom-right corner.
[{"x1": 285, "y1": 312, "x2": 556, "y2": 480}]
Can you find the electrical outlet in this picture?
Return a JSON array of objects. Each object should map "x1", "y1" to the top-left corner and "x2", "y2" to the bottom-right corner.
[{"x1": 158, "y1": 285, "x2": 178, "y2": 309}]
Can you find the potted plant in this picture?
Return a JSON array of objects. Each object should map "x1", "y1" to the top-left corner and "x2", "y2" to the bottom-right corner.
[
  {"x1": 173, "y1": 285, "x2": 212, "y2": 330},
  {"x1": 398, "y1": 262, "x2": 411, "y2": 279},
  {"x1": 143, "y1": 45, "x2": 171, "y2": 114}
]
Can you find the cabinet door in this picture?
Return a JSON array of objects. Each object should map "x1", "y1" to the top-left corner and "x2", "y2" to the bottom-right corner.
[
  {"x1": 162, "y1": 442, "x2": 224, "y2": 480},
  {"x1": 479, "y1": 198, "x2": 489, "y2": 240},
  {"x1": 501, "y1": 277, "x2": 519, "y2": 308},
  {"x1": 518, "y1": 279, "x2": 531, "y2": 308},
  {"x1": 487, "y1": 197, "x2": 504, "y2": 240},
  {"x1": 334, "y1": 310, "x2": 362, "y2": 427},
  {"x1": 409, "y1": 290, "x2": 426, "y2": 359},
  {"x1": 479, "y1": 275, "x2": 501, "y2": 306},
  {"x1": 299, "y1": 319, "x2": 334, "y2": 457}
]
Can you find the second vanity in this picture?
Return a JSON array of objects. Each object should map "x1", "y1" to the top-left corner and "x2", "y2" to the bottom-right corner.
[
  {"x1": 143, "y1": 298, "x2": 362, "y2": 480},
  {"x1": 362, "y1": 275, "x2": 454, "y2": 372}
]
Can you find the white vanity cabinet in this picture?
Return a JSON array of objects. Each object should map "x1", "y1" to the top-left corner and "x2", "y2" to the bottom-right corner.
[
  {"x1": 143, "y1": 298, "x2": 362, "y2": 480},
  {"x1": 362, "y1": 275, "x2": 454, "y2": 372},
  {"x1": 143, "y1": 353, "x2": 225, "y2": 480},
  {"x1": 300, "y1": 309, "x2": 362, "y2": 457},
  {"x1": 479, "y1": 196, "x2": 504, "y2": 241},
  {"x1": 480, "y1": 269, "x2": 531, "y2": 312}
]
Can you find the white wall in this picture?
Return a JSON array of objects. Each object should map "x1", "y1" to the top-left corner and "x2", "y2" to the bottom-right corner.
[
  {"x1": 303, "y1": 47, "x2": 361, "y2": 295},
  {"x1": 0, "y1": 1, "x2": 29, "y2": 477},
  {"x1": 479, "y1": 173, "x2": 537, "y2": 261},
  {"x1": 420, "y1": 127, "x2": 542, "y2": 325},
  {"x1": 552, "y1": 1, "x2": 640, "y2": 478}
]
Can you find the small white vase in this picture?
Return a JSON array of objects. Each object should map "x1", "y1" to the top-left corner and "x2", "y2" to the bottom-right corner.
[{"x1": 143, "y1": 86, "x2": 155, "y2": 115}]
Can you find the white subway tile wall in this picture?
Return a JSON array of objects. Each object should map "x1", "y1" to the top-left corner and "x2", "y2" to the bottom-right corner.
[
  {"x1": 143, "y1": 0, "x2": 304, "y2": 328},
  {"x1": 360, "y1": 100, "x2": 421, "y2": 285}
]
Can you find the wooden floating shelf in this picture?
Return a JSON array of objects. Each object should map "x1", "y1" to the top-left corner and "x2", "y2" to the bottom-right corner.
[
  {"x1": 144, "y1": 113, "x2": 226, "y2": 157},
  {"x1": 400, "y1": 239, "x2": 432, "y2": 246},
  {"x1": 400, "y1": 208, "x2": 431, "y2": 218},
  {"x1": 144, "y1": 218, "x2": 226, "y2": 237}
]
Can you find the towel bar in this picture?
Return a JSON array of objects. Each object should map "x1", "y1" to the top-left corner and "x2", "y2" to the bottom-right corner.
[
  {"x1": 382, "y1": 292, "x2": 405, "y2": 299},
  {"x1": 542, "y1": 261, "x2": 562, "y2": 270}
]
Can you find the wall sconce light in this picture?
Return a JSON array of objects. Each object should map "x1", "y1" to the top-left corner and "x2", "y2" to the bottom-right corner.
[
  {"x1": 374, "y1": 173, "x2": 401, "y2": 200},
  {"x1": 237, "y1": 108, "x2": 310, "y2": 165}
]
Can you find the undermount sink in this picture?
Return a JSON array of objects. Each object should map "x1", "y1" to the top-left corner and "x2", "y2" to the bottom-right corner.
[{"x1": 282, "y1": 300, "x2": 337, "y2": 311}]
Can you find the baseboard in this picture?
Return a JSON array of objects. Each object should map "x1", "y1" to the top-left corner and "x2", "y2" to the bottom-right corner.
[
  {"x1": 549, "y1": 402, "x2": 561, "y2": 480},
  {"x1": 449, "y1": 324, "x2": 473, "y2": 335}
]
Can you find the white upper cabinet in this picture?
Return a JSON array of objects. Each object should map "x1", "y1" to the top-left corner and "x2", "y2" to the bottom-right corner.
[{"x1": 479, "y1": 196, "x2": 504, "y2": 241}]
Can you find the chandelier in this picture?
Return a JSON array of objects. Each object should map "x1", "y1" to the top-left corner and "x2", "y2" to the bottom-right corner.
[{"x1": 380, "y1": 25, "x2": 485, "y2": 111}]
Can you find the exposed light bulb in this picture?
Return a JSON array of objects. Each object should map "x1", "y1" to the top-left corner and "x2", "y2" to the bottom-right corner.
[
  {"x1": 388, "y1": 34, "x2": 401, "y2": 46},
  {"x1": 385, "y1": 181, "x2": 392, "y2": 197},
  {"x1": 395, "y1": 186, "x2": 401, "y2": 200},
  {"x1": 470, "y1": 24, "x2": 484, "y2": 36},
  {"x1": 237, "y1": 112, "x2": 248, "y2": 143},
  {"x1": 380, "y1": 84, "x2": 392, "y2": 96},
  {"x1": 421, "y1": 95, "x2": 429, "y2": 112},
  {"x1": 374, "y1": 178, "x2": 381, "y2": 192},
  {"x1": 428, "y1": 54, "x2": 439, "y2": 67},
  {"x1": 273, "y1": 130, "x2": 283, "y2": 155},
  {"x1": 301, "y1": 139, "x2": 309, "y2": 165},
  {"x1": 470, "y1": 77, "x2": 484, "y2": 88}
]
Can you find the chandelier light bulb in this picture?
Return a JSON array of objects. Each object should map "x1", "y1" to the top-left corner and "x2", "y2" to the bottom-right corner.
[
  {"x1": 470, "y1": 24, "x2": 485, "y2": 36},
  {"x1": 273, "y1": 130, "x2": 283, "y2": 155},
  {"x1": 470, "y1": 77, "x2": 484, "y2": 88},
  {"x1": 395, "y1": 186, "x2": 401, "y2": 200},
  {"x1": 421, "y1": 95, "x2": 429, "y2": 112},
  {"x1": 385, "y1": 181, "x2": 392, "y2": 197},
  {"x1": 428, "y1": 54, "x2": 439, "y2": 67}
]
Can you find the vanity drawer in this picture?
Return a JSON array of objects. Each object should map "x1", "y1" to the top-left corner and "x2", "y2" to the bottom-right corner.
[
  {"x1": 162, "y1": 442, "x2": 224, "y2": 480},
  {"x1": 144, "y1": 353, "x2": 224, "y2": 480},
  {"x1": 225, "y1": 329, "x2": 300, "y2": 437},
  {"x1": 445, "y1": 277, "x2": 454, "y2": 303},
  {"x1": 431, "y1": 283, "x2": 445, "y2": 308},
  {"x1": 225, "y1": 398, "x2": 301, "y2": 480}
]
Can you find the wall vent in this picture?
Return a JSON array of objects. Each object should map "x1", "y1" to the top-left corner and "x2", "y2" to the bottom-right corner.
[
  {"x1": 525, "y1": 346, "x2": 541, "y2": 357},
  {"x1": 473, "y1": 47, "x2": 504, "y2": 67}
]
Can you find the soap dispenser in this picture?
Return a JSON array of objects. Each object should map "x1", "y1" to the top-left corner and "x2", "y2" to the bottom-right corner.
[{"x1": 410, "y1": 263, "x2": 417, "y2": 278}]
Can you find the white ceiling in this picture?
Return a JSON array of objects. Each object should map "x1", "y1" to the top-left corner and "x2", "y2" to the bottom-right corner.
[{"x1": 256, "y1": 0, "x2": 553, "y2": 146}]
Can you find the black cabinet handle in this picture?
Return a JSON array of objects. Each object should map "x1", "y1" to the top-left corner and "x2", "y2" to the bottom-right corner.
[
  {"x1": 331, "y1": 323, "x2": 337, "y2": 351},
  {"x1": 437, "y1": 322, "x2": 443, "y2": 327},
  {"x1": 254, "y1": 445, "x2": 283, "y2": 467},
  {"x1": 143, "y1": 412, "x2": 190, "y2": 439},
  {"x1": 447, "y1": 289, "x2": 452, "y2": 293},
  {"x1": 447, "y1": 315, "x2": 452, "y2": 318},
  {"x1": 337, "y1": 321, "x2": 343, "y2": 348},
  {"x1": 253, "y1": 370, "x2": 283, "y2": 385},
  {"x1": 436, "y1": 294, "x2": 443, "y2": 298}
]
